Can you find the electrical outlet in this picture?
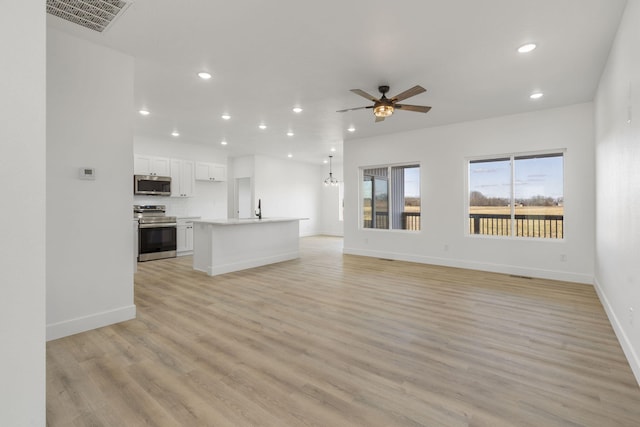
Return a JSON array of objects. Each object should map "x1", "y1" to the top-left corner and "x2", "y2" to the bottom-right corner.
[{"x1": 560, "y1": 254, "x2": 567, "y2": 262}]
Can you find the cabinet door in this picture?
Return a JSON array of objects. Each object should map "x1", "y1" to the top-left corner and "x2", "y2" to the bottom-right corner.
[
  {"x1": 134, "y1": 155, "x2": 171, "y2": 176},
  {"x1": 185, "y1": 224, "x2": 194, "y2": 251},
  {"x1": 195, "y1": 162, "x2": 226, "y2": 181},
  {"x1": 211, "y1": 164, "x2": 227, "y2": 181},
  {"x1": 134, "y1": 155, "x2": 153, "y2": 175},
  {"x1": 195, "y1": 162, "x2": 211, "y2": 181},
  {"x1": 176, "y1": 224, "x2": 188, "y2": 253},
  {"x1": 170, "y1": 159, "x2": 182, "y2": 197},
  {"x1": 152, "y1": 157, "x2": 171, "y2": 176},
  {"x1": 170, "y1": 159, "x2": 195, "y2": 197},
  {"x1": 181, "y1": 161, "x2": 195, "y2": 196}
]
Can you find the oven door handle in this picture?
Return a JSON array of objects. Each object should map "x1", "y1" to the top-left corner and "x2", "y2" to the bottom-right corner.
[{"x1": 139, "y1": 222, "x2": 177, "y2": 228}]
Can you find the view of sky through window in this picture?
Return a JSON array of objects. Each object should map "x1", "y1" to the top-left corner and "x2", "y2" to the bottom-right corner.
[{"x1": 469, "y1": 155, "x2": 563, "y2": 202}]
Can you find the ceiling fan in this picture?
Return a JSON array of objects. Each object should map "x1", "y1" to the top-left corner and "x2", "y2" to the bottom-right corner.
[{"x1": 337, "y1": 85, "x2": 431, "y2": 122}]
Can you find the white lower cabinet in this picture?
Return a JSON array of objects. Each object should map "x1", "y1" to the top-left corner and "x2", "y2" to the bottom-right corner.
[{"x1": 177, "y1": 218, "x2": 197, "y2": 255}]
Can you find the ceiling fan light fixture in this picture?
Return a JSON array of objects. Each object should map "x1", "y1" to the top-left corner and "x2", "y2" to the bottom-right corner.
[{"x1": 374, "y1": 104, "x2": 394, "y2": 118}]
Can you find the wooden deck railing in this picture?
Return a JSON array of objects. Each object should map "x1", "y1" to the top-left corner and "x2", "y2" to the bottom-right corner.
[
  {"x1": 363, "y1": 212, "x2": 421, "y2": 230},
  {"x1": 469, "y1": 214, "x2": 563, "y2": 238},
  {"x1": 364, "y1": 212, "x2": 562, "y2": 237}
]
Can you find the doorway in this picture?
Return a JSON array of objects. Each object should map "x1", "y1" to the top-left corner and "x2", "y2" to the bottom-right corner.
[{"x1": 236, "y1": 177, "x2": 252, "y2": 218}]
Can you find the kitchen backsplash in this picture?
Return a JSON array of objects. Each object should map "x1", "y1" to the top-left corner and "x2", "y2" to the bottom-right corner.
[{"x1": 134, "y1": 183, "x2": 227, "y2": 219}]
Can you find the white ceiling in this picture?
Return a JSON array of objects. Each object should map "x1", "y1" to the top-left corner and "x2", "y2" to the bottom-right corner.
[{"x1": 46, "y1": 0, "x2": 627, "y2": 164}]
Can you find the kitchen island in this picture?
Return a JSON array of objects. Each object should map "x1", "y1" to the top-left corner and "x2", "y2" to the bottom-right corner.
[{"x1": 192, "y1": 218, "x2": 304, "y2": 276}]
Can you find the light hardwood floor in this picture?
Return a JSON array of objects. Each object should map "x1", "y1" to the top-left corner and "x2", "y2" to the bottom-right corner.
[{"x1": 47, "y1": 236, "x2": 640, "y2": 426}]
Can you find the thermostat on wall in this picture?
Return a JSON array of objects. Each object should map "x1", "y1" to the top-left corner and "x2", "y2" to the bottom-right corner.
[{"x1": 79, "y1": 167, "x2": 96, "y2": 180}]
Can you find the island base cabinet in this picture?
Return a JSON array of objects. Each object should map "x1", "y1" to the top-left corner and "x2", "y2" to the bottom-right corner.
[{"x1": 192, "y1": 219, "x2": 300, "y2": 276}]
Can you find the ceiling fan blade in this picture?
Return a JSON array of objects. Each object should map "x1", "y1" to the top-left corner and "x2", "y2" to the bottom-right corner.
[
  {"x1": 391, "y1": 85, "x2": 426, "y2": 102},
  {"x1": 351, "y1": 89, "x2": 380, "y2": 102},
  {"x1": 394, "y1": 104, "x2": 432, "y2": 113},
  {"x1": 336, "y1": 106, "x2": 370, "y2": 113},
  {"x1": 375, "y1": 115, "x2": 385, "y2": 123}
]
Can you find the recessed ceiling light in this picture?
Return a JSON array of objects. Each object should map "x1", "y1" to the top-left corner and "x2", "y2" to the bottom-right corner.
[
  {"x1": 221, "y1": 140, "x2": 228, "y2": 146},
  {"x1": 517, "y1": 43, "x2": 537, "y2": 53},
  {"x1": 530, "y1": 92, "x2": 544, "y2": 100},
  {"x1": 330, "y1": 148, "x2": 336, "y2": 152},
  {"x1": 347, "y1": 126, "x2": 356, "y2": 132},
  {"x1": 323, "y1": 159, "x2": 328, "y2": 164},
  {"x1": 197, "y1": 71, "x2": 212, "y2": 80},
  {"x1": 221, "y1": 114, "x2": 231, "y2": 120},
  {"x1": 171, "y1": 131, "x2": 180, "y2": 137},
  {"x1": 287, "y1": 153, "x2": 293, "y2": 158},
  {"x1": 259, "y1": 124, "x2": 267, "y2": 130},
  {"x1": 292, "y1": 107, "x2": 303, "y2": 113},
  {"x1": 287, "y1": 131, "x2": 294, "y2": 137},
  {"x1": 138, "y1": 109, "x2": 150, "y2": 116}
]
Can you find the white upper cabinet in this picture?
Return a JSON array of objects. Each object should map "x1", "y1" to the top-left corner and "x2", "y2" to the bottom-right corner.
[
  {"x1": 134, "y1": 155, "x2": 171, "y2": 176},
  {"x1": 195, "y1": 162, "x2": 227, "y2": 182},
  {"x1": 170, "y1": 159, "x2": 195, "y2": 197}
]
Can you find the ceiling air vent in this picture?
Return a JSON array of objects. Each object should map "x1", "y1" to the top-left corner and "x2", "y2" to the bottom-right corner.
[{"x1": 46, "y1": 0, "x2": 133, "y2": 33}]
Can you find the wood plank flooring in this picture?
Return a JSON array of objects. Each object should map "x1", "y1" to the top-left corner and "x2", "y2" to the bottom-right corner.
[{"x1": 47, "y1": 236, "x2": 640, "y2": 426}]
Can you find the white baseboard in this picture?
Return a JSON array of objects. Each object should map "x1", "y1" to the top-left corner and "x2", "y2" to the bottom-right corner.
[
  {"x1": 593, "y1": 277, "x2": 640, "y2": 386},
  {"x1": 201, "y1": 251, "x2": 299, "y2": 276},
  {"x1": 342, "y1": 247, "x2": 593, "y2": 284},
  {"x1": 309, "y1": 232, "x2": 344, "y2": 237},
  {"x1": 46, "y1": 305, "x2": 136, "y2": 341}
]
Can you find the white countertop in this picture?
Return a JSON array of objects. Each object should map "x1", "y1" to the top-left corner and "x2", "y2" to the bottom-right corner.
[{"x1": 193, "y1": 217, "x2": 305, "y2": 226}]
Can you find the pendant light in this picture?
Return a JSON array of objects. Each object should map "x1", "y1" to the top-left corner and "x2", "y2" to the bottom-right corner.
[{"x1": 324, "y1": 155, "x2": 339, "y2": 186}]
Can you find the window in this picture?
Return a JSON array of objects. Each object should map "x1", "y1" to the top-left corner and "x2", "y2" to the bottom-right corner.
[
  {"x1": 362, "y1": 164, "x2": 420, "y2": 231},
  {"x1": 468, "y1": 152, "x2": 564, "y2": 239}
]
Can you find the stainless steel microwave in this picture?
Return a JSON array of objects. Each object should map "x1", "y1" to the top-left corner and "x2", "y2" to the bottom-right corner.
[{"x1": 134, "y1": 175, "x2": 171, "y2": 196}]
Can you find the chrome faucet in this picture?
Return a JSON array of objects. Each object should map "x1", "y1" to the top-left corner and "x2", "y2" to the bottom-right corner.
[{"x1": 255, "y1": 199, "x2": 262, "y2": 219}]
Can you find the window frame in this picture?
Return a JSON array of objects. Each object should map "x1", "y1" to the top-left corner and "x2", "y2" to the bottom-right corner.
[
  {"x1": 359, "y1": 162, "x2": 422, "y2": 232},
  {"x1": 465, "y1": 149, "x2": 566, "y2": 240}
]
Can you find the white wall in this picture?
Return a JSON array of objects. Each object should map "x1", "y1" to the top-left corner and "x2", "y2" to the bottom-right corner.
[
  {"x1": 253, "y1": 155, "x2": 322, "y2": 236},
  {"x1": 344, "y1": 103, "x2": 595, "y2": 284},
  {"x1": 594, "y1": 0, "x2": 640, "y2": 383},
  {"x1": 47, "y1": 29, "x2": 136, "y2": 340},
  {"x1": 0, "y1": 2, "x2": 46, "y2": 425},
  {"x1": 134, "y1": 136, "x2": 227, "y2": 218}
]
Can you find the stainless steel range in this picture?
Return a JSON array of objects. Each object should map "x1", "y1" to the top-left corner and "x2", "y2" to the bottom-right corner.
[{"x1": 134, "y1": 205, "x2": 177, "y2": 261}]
